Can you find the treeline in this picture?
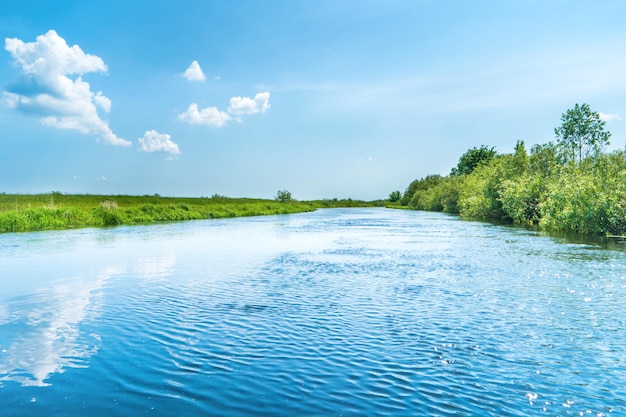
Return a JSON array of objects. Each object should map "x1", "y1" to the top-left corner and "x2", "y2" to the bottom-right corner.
[{"x1": 396, "y1": 103, "x2": 626, "y2": 235}]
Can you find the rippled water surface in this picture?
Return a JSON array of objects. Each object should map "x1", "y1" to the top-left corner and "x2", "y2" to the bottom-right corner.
[{"x1": 1, "y1": 208, "x2": 626, "y2": 416}]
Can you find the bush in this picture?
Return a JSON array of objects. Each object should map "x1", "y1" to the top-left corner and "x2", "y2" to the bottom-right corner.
[{"x1": 275, "y1": 190, "x2": 293, "y2": 203}]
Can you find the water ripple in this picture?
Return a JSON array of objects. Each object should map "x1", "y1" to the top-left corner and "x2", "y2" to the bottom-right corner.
[{"x1": 2, "y1": 209, "x2": 626, "y2": 416}]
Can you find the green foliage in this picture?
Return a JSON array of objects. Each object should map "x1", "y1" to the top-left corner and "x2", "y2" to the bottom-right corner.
[
  {"x1": 388, "y1": 190, "x2": 401, "y2": 203},
  {"x1": 402, "y1": 175, "x2": 443, "y2": 206},
  {"x1": 540, "y1": 154, "x2": 626, "y2": 234},
  {"x1": 311, "y1": 198, "x2": 383, "y2": 208},
  {"x1": 0, "y1": 194, "x2": 322, "y2": 233},
  {"x1": 275, "y1": 190, "x2": 293, "y2": 203},
  {"x1": 450, "y1": 145, "x2": 497, "y2": 176},
  {"x1": 407, "y1": 176, "x2": 462, "y2": 213},
  {"x1": 399, "y1": 115, "x2": 626, "y2": 235},
  {"x1": 500, "y1": 173, "x2": 543, "y2": 224},
  {"x1": 457, "y1": 147, "x2": 529, "y2": 220},
  {"x1": 529, "y1": 142, "x2": 561, "y2": 177},
  {"x1": 555, "y1": 103, "x2": 610, "y2": 163}
]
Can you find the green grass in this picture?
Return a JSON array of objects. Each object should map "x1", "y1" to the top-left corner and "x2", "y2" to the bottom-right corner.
[{"x1": 0, "y1": 193, "x2": 384, "y2": 233}]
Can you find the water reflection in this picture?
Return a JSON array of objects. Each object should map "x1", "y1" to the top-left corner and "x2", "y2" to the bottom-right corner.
[
  {"x1": 0, "y1": 247, "x2": 182, "y2": 386},
  {"x1": 134, "y1": 254, "x2": 177, "y2": 282},
  {"x1": 1, "y1": 209, "x2": 625, "y2": 416},
  {"x1": 0, "y1": 266, "x2": 122, "y2": 386}
]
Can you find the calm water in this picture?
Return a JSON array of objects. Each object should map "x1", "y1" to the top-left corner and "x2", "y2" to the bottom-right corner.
[{"x1": 1, "y1": 208, "x2": 625, "y2": 416}]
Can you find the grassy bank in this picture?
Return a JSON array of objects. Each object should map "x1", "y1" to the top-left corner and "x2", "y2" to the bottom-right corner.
[
  {"x1": 398, "y1": 143, "x2": 626, "y2": 235},
  {"x1": 0, "y1": 193, "x2": 383, "y2": 233},
  {"x1": 394, "y1": 104, "x2": 626, "y2": 236},
  {"x1": 0, "y1": 193, "x2": 315, "y2": 233}
]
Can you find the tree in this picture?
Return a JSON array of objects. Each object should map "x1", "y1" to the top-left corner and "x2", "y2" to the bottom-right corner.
[
  {"x1": 275, "y1": 190, "x2": 292, "y2": 203},
  {"x1": 401, "y1": 175, "x2": 443, "y2": 205},
  {"x1": 450, "y1": 145, "x2": 497, "y2": 176},
  {"x1": 388, "y1": 190, "x2": 401, "y2": 202},
  {"x1": 554, "y1": 103, "x2": 610, "y2": 163}
]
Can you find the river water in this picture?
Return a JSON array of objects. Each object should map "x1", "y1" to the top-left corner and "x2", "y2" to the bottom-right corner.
[{"x1": 0, "y1": 208, "x2": 625, "y2": 416}]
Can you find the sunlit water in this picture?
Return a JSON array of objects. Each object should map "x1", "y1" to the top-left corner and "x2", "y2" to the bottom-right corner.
[{"x1": 1, "y1": 208, "x2": 625, "y2": 416}]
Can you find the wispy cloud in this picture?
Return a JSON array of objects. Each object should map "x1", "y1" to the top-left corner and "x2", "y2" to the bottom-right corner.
[
  {"x1": 179, "y1": 92, "x2": 270, "y2": 127},
  {"x1": 3, "y1": 30, "x2": 130, "y2": 146},
  {"x1": 183, "y1": 60, "x2": 206, "y2": 82},
  {"x1": 599, "y1": 112, "x2": 622, "y2": 122},
  {"x1": 138, "y1": 130, "x2": 180, "y2": 155}
]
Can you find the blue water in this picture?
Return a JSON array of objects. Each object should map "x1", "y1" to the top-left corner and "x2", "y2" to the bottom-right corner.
[{"x1": 1, "y1": 208, "x2": 625, "y2": 416}]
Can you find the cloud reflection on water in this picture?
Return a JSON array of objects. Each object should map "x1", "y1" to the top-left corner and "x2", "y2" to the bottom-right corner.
[{"x1": 0, "y1": 266, "x2": 123, "y2": 387}]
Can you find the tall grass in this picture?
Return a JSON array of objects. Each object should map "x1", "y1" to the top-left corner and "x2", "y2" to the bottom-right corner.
[{"x1": 0, "y1": 194, "x2": 322, "y2": 233}]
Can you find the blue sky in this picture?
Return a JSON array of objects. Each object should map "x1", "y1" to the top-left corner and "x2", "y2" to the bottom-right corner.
[{"x1": 1, "y1": 1, "x2": 626, "y2": 200}]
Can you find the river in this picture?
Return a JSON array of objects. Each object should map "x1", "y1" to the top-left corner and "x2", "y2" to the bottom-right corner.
[{"x1": 0, "y1": 208, "x2": 624, "y2": 416}]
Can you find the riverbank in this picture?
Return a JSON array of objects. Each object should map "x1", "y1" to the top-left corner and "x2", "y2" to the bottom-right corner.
[
  {"x1": 0, "y1": 193, "x2": 384, "y2": 233},
  {"x1": 398, "y1": 143, "x2": 626, "y2": 236}
]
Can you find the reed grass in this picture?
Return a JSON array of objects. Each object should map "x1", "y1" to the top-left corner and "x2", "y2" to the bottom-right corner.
[
  {"x1": 0, "y1": 193, "x2": 385, "y2": 233},
  {"x1": 0, "y1": 193, "x2": 322, "y2": 233}
]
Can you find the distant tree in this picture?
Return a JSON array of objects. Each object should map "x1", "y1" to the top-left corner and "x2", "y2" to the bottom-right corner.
[
  {"x1": 275, "y1": 190, "x2": 293, "y2": 203},
  {"x1": 401, "y1": 175, "x2": 443, "y2": 205},
  {"x1": 554, "y1": 103, "x2": 610, "y2": 163},
  {"x1": 529, "y1": 141, "x2": 561, "y2": 177},
  {"x1": 388, "y1": 190, "x2": 401, "y2": 202},
  {"x1": 450, "y1": 145, "x2": 497, "y2": 176}
]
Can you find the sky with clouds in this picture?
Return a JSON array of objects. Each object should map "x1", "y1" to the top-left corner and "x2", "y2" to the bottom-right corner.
[{"x1": 1, "y1": 1, "x2": 626, "y2": 200}]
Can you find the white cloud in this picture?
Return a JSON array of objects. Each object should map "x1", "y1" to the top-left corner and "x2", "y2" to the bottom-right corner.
[
  {"x1": 183, "y1": 60, "x2": 206, "y2": 82},
  {"x1": 228, "y1": 91, "x2": 270, "y2": 115},
  {"x1": 93, "y1": 91, "x2": 111, "y2": 112},
  {"x1": 178, "y1": 92, "x2": 270, "y2": 128},
  {"x1": 138, "y1": 130, "x2": 180, "y2": 155},
  {"x1": 178, "y1": 103, "x2": 232, "y2": 127},
  {"x1": 599, "y1": 112, "x2": 622, "y2": 122},
  {"x1": 3, "y1": 30, "x2": 130, "y2": 146}
]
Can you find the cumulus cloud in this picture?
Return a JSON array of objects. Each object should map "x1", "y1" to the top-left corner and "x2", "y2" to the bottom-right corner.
[
  {"x1": 183, "y1": 60, "x2": 206, "y2": 82},
  {"x1": 178, "y1": 103, "x2": 232, "y2": 127},
  {"x1": 228, "y1": 92, "x2": 270, "y2": 115},
  {"x1": 3, "y1": 30, "x2": 130, "y2": 146},
  {"x1": 93, "y1": 91, "x2": 111, "y2": 112},
  {"x1": 138, "y1": 130, "x2": 180, "y2": 155},
  {"x1": 178, "y1": 92, "x2": 270, "y2": 128},
  {"x1": 599, "y1": 112, "x2": 622, "y2": 122}
]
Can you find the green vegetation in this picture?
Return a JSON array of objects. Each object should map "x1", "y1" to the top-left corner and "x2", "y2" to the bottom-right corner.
[
  {"x1": 555, "y1": 103, "x2": 610, "y2": 164},
  {"x1": 274, "y1": 190, "x2": 293, "y2": 203},
  {"x1": 388, "y1": 190, "x2": 401, "y2": 203},
  {"x1": 0, "y1": 194, "x2": 314, "y2": 233},
  {"x1": 398, "y1": 103, "x2": 626, "y2": 235},
  {"x1": 0, "y1": 192, "x2": 385, "y2": 234}
]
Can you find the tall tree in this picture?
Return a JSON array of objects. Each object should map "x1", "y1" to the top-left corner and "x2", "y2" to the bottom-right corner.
[
  {"x1": 554, "y1": 103, "x2": 610, "y2": 163},
  {"x1": 450, "y1": 145, "x2": 497, "y2": 176},
  {"x1": 388, "y1": 190, "x2": 401, "y2": 203}
]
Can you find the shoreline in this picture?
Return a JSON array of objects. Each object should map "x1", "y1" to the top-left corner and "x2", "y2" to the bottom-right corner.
[{"x1": 0, "y1": 193, "x2": 383, "y2": 234}]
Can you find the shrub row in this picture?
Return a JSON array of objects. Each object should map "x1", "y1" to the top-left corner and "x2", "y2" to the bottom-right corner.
[{"x1": 401, "y1": 142, "x2": 626, "y2": 235}]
